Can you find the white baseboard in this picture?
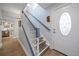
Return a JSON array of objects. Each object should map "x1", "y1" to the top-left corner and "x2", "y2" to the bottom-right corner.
[{"x1": 17, "y1": 39, "x2": 29, "y2": 56}]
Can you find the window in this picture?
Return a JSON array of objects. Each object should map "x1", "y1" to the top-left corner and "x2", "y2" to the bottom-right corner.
[{"x1": 59, "y1": 12, "x2": 71, "y2": 36}]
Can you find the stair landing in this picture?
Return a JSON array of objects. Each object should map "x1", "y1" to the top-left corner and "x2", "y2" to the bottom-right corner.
[{"x1": 42, "y1": 48, "x2": 65, "y2": 56}]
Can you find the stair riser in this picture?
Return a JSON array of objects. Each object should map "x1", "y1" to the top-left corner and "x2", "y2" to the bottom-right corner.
[{"x1": 39, "y1": 42, "x2": 46, "y2": 52}]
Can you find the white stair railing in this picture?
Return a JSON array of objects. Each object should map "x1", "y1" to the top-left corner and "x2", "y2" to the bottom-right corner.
[
  {"x1": 22, "y1": 9, "x2": 51, "y2": 55},
  {"x1": 22, "y1": 11, "x2": 40, "y2": 56}
]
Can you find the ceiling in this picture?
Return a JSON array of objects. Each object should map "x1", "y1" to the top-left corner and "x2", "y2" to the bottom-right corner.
[
  {"x1": 38, "y1": 3, "x2": 61, "y2": 9},
  {"x1": 0, "y1": 3, "x2": 26, "y2": 15},
  {"x1": 0, "y1": 3, "x2": 71, "y2": 21},
  {"x1": 38, "y1": 3, "x2": 71, "y2": 9},
  {"x1": 0, "y1": 3, "x2": 70, "y2": 15}
]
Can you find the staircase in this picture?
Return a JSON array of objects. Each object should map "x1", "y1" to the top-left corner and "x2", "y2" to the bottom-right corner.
[
  {"x1": 38, "y1": 37, "x2": 49, "y2": 55},
  {"x1": 21, "y1": 12, "x2": 37, "y2": 55},
  {"x1": 21, "y1": 10, "x2": 49, "y2": 56}
]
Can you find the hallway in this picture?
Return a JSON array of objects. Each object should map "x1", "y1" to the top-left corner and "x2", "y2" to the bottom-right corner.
[
  {"x1": 0, "y1": 3, "x2": 79, "y2": 56},
  {"x1": 0, "y1": 37, "x2": 26, "y2": 56}
]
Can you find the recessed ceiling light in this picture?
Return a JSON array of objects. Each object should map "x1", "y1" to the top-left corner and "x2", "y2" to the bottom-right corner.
[{"x1": 27, "y1": 3, "x2": 38, "y2": 10}]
